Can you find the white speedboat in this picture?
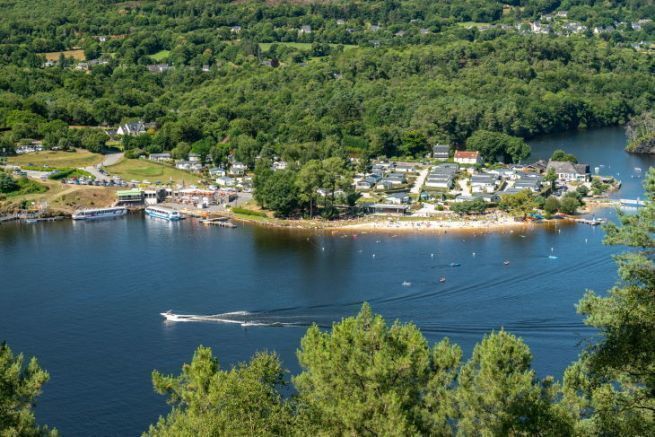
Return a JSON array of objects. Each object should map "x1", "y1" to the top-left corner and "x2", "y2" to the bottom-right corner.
[
  {"x1": 160, "y1": 310, "x2": 195, "y2": 322},
  {"x1": 72, "y1": 207, "x2": 127, "y2": 220}
]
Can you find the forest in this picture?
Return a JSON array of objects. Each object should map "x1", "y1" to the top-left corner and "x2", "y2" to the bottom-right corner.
[{"x1": 0, "y1": 1, "x2": 653, "y2": 167}]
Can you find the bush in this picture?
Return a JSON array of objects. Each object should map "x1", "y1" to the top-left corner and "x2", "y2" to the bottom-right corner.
[
  {"x1": 0, "y1": 172, "x2": 19, "y2": 193},
  {"x1": 576, "y1": 185, "x2": 589, "y2": 196},
  {"x1": 48, "y1": 168, "x2": 94, "y2": 180},
  {"x1": 560, "y1": 194, "x2": 581, "y2": 214},
  {"x1": 543, "y1": 196, "x2": 561, "y2": 214},
  {"x1": 124, "y1": 148, "x2": 146, "y2": 159}
]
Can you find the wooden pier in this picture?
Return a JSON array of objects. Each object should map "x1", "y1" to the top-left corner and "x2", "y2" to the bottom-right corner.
[{"x1": 200, "y1": 217, "x2": 237, "y2": 228}]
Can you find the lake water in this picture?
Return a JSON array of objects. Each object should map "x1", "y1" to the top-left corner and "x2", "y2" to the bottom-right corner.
[{"x1": 0, "y1": 126, "x2": 653, "y2": 435}]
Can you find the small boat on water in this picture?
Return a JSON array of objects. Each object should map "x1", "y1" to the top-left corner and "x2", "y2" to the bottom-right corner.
[
  {"x1": 439, "y1": 277, "x2": 446, "y2": 283},
  {"x1": 548, "y1": 255, "x2": 559, "y2": 260},
  {"x1": 449, "y1": 262, "x2": 461, "y2": 267},
  {"x1": 72, "y1": 206, "x2": 127, "y2": 220},
  {"x1": 145, "y1": 206, "x2": 183, "y2": 221},
  {"x1": 160, "y1": 310, "x2": 195, "y2": 322},
  {"x1": 503, "y1": 260, "x2": 510, "y2": 266},
  {"x1": 402, "y1": 281, "x2": 412, "y2": 287}
]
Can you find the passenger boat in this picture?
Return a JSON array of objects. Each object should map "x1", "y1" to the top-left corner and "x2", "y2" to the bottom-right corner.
[
  {"x1": 145, "y1": 206, "x2": 183, "y2": 221},
  {"x1": 72, "y1": 206, "x2": 127, "y2": 220}
]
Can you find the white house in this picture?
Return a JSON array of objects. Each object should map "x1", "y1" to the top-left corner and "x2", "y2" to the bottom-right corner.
[
  {"x1": 454, "y1": 150, "x2": 482, "y2": 165},
  {"x1": 117, "y1": 121, "x2": 146, "y2": 136},
  {"x1": 546, "y1": 161, "x2": 590, "y2": 182},
  {"x1": 471, "y1": 173, "x2": 499, "y2": 194}
]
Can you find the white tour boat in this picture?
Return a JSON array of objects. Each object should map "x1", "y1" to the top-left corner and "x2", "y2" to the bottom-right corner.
[
  {"x1": 72, "y1": 207, "x2": 127, "y2": 220},
  {"x1": 145, "y1": 206, "x2": 183, "y2": 221}
]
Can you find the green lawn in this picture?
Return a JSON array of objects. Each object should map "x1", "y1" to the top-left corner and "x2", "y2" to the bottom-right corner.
[
  {"x1": 8, "y1": 150, "x2": 104, "y2": 168},
  {"x1": 105, "y1": 158, "x2": 199, "y2": 184},
  {"x1": 258, "y1": 42, "x2": 358, "y2": 52},
  {"x1": 150, "y1": 50, "x2": 170, "y2": 61}
]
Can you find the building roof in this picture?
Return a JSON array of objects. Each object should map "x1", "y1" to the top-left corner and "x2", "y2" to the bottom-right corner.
[
  {"x1": 454, "y1": 150, "x2": 480, "y2": 159},
  {"x1": 547, "y1": 160, "x2": 589, "y2": 174},
  {"x1": 432, "y1": 144, "x2": 450, "y2": 153},
  {"x1": 117, "y1": 189, "x2": 142, "y2": 196},
  {"x1": 471, "y1": 174, "x2": 498, "y2": 184}
]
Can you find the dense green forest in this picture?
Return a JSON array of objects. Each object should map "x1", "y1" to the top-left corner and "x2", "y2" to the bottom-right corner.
[
  {"x1": 2, "y1": 170, "x2": 654, "y2": 435},
  {"x1": 0, "y1": 0, "x2": 653, "y2": 166}
]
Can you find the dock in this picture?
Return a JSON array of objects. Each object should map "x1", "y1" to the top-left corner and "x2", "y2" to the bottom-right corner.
[
  {"x1": 200, "y1": 217, "x2": 237, "y2": 228},
  {"x1": 575, "y1": 217, "x2": 605, "y2": 226},
  {"x1": 619, "y1": 198, "x2": 646, "y2": 207}
]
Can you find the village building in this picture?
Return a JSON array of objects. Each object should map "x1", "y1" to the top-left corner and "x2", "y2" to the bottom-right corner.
[
  {"x1": 117, "y1": 121, "x2": 146, "y2": 136},
  {"x1": 432, "y1": 144, "x2": 450, "y2": 160},
  {"x1": 454, "y1": 150, "x2": 482, "y2": 165},
  {"x1": 148, "y1": 153, "x2": 171, "y2": 162},
  {"x1": 546, "y1": 161, "x2": 590, "y2": 182},
  {"x1": 471, "y1": 173, "x2": 500, "y2": 193}
]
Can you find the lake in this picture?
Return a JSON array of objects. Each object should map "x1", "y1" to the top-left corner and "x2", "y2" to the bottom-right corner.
[{"x1": 0, "y1": 126, "x2": 652, "y2": 435}]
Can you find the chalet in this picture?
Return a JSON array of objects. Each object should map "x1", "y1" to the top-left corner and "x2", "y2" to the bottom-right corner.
[
  {"x1": 336, "y1": 19, "x2": 345, "y2": 25},
  {"x1": 366, "y1": 203, "x2": 408, "y2": 215},
  {"x1": 420, "y1": 28, "x2": 430, "y2": 35},
  {"x1": 208, "y1": 167, "x2": 226, "y2": 178},
  {"x1": 188, "y1": 153, "x2": 201, "y2": 163},
  {"x1": 394, "y1": 163, "x2": 417, "y2": 173},
  {"x1": 376, "y1": 180, "x2": 394, "y2": 191},
  {"x1": 229, "y1": 162, "x2": 248, "y2": 176},
  {"x1": 356, "y1": 176, "x2": 379, "y2": 191},
  {"x1": 432, "y1": 144, "x2": 450, "y2": 160},
  {"x1": 216, "y1": 176, "x2": 236, "y2": 187},
  {"x1": 486, "y1": 168, "x2": 517, "y2": 179},
  {"x1": 175, "y1": 160, "x2": 191, "y2": 171},
  {"x1": 471, "y1": 173, "x2": 499, "y2": 193},
  {"x1": 299, "y1": 25, "x2": 312, "y2": 34},
  {"x1": 148, "y1": 153, "x2": 171, "y2": 162},
  {"x1": 546, "y1": 161, "x2": 590, "y2": 182},
  {"x1": 230, "y1": 25, "x2": 242, "y2": 34},
  {"x1": 454, "y1": 150, "x2": 482, "y2": 165},
  {"x1": 147, "y1": 64, "x2": 171, "y2": 73},
  {"x1": 117, "y1": 121, "x2": 146, "y2": 136},
  {"x1": 394, "y1": 30, "x2": 406, "y2": 37},
  {"x1": 386, "y1": 173, "x2": 406, "y2": 185},
  {"x1": 385, "y1": 192, "x2": 411, "y2": 204},
  {"x1": 272, "y1": 161, "x2": 288, "y2": 171},
  {"x1": 513, "y1": 176, "x2": 542, "y2": 192}
]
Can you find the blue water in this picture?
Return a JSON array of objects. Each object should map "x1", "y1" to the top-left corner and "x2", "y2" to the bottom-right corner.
[{"x1": 0, "y1": 126, "x2": 652, "y2": 435}]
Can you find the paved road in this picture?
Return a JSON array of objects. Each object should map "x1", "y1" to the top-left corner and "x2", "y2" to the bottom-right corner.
[
  {"x1": 411, "y1": 167, "x2": 430, "y2": 194},
  {"x1": 101, "y1": 152, "x2": 123, "y2": 167},
  {"x1": 82, "y1": 152, "x2": 124, "y2": 181}
]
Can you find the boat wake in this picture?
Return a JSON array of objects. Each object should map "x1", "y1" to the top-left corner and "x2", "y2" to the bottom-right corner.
[{"x1": 160, "y1": 310, "x2": 300, "y2": 327}]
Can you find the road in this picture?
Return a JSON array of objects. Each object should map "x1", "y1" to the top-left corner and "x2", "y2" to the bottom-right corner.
[
  {"x1": 411, "y1": 167, "x2": 430, "y2": 194},
  {"x1": 82, "y1": 152, "x2": 124, "y2": 181}
]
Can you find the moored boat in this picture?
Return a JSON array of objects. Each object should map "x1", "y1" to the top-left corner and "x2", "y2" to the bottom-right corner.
[
  {"x1": 145, "y1": 206, "x2": 183, "y2": 221},
  {"x1": 72, "y1": 207, "x2": 127, "y2": 220}
]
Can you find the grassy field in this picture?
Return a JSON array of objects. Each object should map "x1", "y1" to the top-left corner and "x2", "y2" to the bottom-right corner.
[
  {"x1": 150, "y1": 50, "x2": 170, "y2": 61},
  {"x1": 8, "y1": 150, "x2": 104, "y2": 168},
  {"x1": 0, "y1": 180, "x2": 117, "y2": 214},
  {"x1": 42, "y1": 49, "x2": 86, "y2": 62},
  {"x1": 258, "y1": 42, "x2": 358, "y2": 52},
  {"x1": 105, "y1": 158, "x2": 200, "y2": 184}
]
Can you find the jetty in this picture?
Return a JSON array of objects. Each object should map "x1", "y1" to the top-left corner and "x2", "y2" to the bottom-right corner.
[
  {"x1": 575, "y1": 217, "x2": 605, "y2": 226},
  {"x1": 619, "y1": 198, "x2": 646, "y2": 207},
  {"x1": 201, "y1": 217, "x2": 237, "y2": 228}
]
